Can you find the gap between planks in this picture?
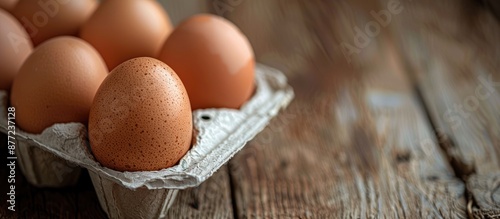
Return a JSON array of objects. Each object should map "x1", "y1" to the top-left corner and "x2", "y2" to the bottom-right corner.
[{"x1": 383, "y1": 0, "x2": 500, "y2": 217}]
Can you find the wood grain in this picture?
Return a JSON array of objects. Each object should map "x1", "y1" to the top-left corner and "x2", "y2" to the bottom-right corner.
[
  {"x1": 385, "y1": 0, "x2": 500, "y2": 216},
  {"x1": 222, "y1": 1, "x2": 467, "y2": 218},
  {"x1": 165, "y1": 166, "x2": 234, "y2": 219},
  {"x1": 468, "y1": 174, "x2": 500, "y2": 212}
]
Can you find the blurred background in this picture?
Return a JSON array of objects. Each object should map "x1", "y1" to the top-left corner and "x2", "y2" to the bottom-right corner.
[{"x1": 159, "y1": 0, "x2": 499, "y2": 72}]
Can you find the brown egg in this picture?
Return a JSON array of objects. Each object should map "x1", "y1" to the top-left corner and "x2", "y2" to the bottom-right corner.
[
  {"x1": 0, "y1": 0, "x2": 17, "y2": 11},
  {"x1": 80, "y1": 0, "x2": 172, "y2": 70},
  {"x1": 0, "y1": 8, "x2": 32, "y2": 90},
  {"x1": 158, "y1": 14, "x2": 255, "y2": 110},
  {"x1": 88, "y1": 57, "x2": 192, "y2": 172},
  {"x1": 12, "y1": 0, "x2": 97, "y2": 46},
  {"x1": 10, "y1": 36, "x2": 108, "y2": 134}
]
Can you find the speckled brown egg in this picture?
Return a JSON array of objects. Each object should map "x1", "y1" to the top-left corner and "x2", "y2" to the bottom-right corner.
[
  {"x1": 10, "y1": 36, "x2": 108, "y2": 134},
  {"x1": 12, "y1": 0, "x2": 97, "y2": 46},
  {"x1": 88, "y1": 57, "x2": 192, "y2": 172},
  {"x1": 80, "y1": 0, "x2": 172, "y2": 70},
  {"x1": 0, "y1": 8, "x2": 32, "y2": 90},
  {"x1": 158, "y1": 14, "x2": 255, "y2": 110}
]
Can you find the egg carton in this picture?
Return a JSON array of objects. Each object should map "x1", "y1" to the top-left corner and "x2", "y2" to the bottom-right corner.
[{"x1": 0, "y1": 64, "x2": 294, "y2": 219}]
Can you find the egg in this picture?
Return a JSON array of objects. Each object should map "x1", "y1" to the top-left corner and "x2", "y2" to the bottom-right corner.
[
  {"x1": 88, "y1": 57, "x2": 192, "y2": 172},
  {"x1": 158, "y1": 14, "x2": 255, "y2": 110},
  {"x1": 12, "y1": 0, "x2": 97, "y2": 46},
  {"x1": 10, "y1": 36, "x2": 108, "y2": 134},
  {"x1": 80, "y1": 0, "x2": 172, "y2": 70},
  {"x1": 0, "y1": 0, "x2": 17, "y2": 11},
  {"x1": 0, "y1": 8, "x2": 32, "y2": 90}
]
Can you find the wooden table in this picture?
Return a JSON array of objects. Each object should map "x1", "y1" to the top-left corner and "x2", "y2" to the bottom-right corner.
[{"x1": 1, "y1": 0, "x2": 499, "y2": 218}]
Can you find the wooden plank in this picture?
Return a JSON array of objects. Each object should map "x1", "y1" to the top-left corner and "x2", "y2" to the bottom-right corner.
[
  {"x1": 165, "y1": 166, "x2": 234, "y2": 219},
  {"x1": 385, "y1": 0, "x2": 500, "y2": 217},
  {"x1": 222, "y1": 1, "x2": 467, "y2": 218},
  {"x1": 467, "y1": 173, "x2": 500, "y2": 217},
  {"x1": 0, "y1": 133, "x2": 234, "y2": 218}
]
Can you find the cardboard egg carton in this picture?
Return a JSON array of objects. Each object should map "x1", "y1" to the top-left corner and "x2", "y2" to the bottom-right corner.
[{"x1": 0, "y1": 64, "x2": 294, "y2": 218}]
